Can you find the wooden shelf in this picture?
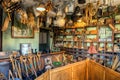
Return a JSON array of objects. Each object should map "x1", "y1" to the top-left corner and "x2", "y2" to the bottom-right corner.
[
  {"x1": 97, "y1": 24, "x2": 108, "y2": 26},
  {"x1": 61, "y1": 33, "x2": 97, "y2": 36},
  {"x1": 86, "y1": 34, "x2": 97, "y2": 35},
  {"x1": 65, "y1": 27, "x2": 84, "y2": 29},
  {"x1": 98, "y1": 41, "x2": 113, "y2": 43},
  {"x1": 84, "y1": 41, "x2": 98, "y2": 43},
  {"x1": 85, "y1": 25, "x2": 97, "y2": 27},
  {"x1": 62, "y1": 34, "x2": 74, "y2": 36},
  {"x1": 114, "y1": 31, "x2": 120, "y2": 34},
  {"x1": 63, "y1": 40, "x2": 73, "y2": 42},
  {"x1": 114, "y1": 42, "x2": 120, "y2": 44},
  {"x1": 115, "y1": 22, "x2": 120, "y2": 24},
  {"x1": 75, "y1": 33, "x2": 82, "y2": 35},
  {"x1": 56, "y1": 40, "x2": 63, "y2": 42},
  {"x1": 53, "y1": 26, "x2": 65, "y2": 29},
  {"x1": 40, "y1": 27, "x2": 51, "y2": 30}
]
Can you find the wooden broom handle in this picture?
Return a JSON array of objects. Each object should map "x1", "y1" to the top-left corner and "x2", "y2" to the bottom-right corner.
[
  {"x1": 9, "y1": 70, "x2": 14, "y2": 80},
  {"x1": 28, "y1": 55, "x2": 37, "y2": 77},
  {"x1": 37, "y1": 53, "x2": 41, "y2": 70},
  {"x1": 23, "y1": 58, "x2": 29, "y2": 77}
]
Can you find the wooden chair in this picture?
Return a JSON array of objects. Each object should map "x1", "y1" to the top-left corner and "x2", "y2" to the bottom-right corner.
[
  {"x1": 20, "y1": 55, "x2": 30, "y2": 78},
  {"x1": 0, "y1": 72, "x2": 7, "y2": 80},
  {"x1": 27, "y1": 54, "x2": 37, "y2": 77},
  {"x1": 36, "y1": 52, "x2": 41, "y2": 71},
  {"x1": 9, "y1": 53, "x2": 22, "y2": 80},
  {"x1": 9, "y1": 70, "x2": 14, "y2": 80}
]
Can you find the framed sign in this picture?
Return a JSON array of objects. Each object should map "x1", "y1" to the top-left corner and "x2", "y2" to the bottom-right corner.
[
  {"x1": 12, "y1": 26, "x2": 34, "y2": 38},
  {"x1": 44, "y1": 57, "x2": 52, "y2": 65},
  {"x1": 20, "y1": 43, "x2": 31, "y2": 55}
]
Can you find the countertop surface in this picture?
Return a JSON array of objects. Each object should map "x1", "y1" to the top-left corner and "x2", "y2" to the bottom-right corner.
[{"x1": 0, "y1": 51, "x2": 65, "y2": 62}]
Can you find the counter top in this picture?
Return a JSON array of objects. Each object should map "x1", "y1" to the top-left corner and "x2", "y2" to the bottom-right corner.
[
  {"x1": 41, "y1": 51, "x2": 65, "y2": 57},
  {"x1": 0, "y1": 51, "x2": 65, "y2": 62}
]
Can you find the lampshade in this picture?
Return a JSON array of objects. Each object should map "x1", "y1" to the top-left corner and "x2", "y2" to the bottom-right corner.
[{"x1": 36, "y1": 4, "x2": 46, "y2": 12}]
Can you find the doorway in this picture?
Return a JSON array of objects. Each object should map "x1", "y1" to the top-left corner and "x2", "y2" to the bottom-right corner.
[{"x1": 39, "y1": 29, "x2": 50, "y2": 53}]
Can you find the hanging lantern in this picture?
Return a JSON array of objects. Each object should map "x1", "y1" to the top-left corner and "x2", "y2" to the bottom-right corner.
[{"x1": 96, "y1": 7, "x2": 103, "y2": 18}]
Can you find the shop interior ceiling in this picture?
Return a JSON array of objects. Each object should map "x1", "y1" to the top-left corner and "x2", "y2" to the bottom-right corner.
[
  {"x1": 0, "y1": 0, "x2": 120, "y2": 31},
  {"x1": 1, "y1": 0, "x2": 120, "y2": 17}
]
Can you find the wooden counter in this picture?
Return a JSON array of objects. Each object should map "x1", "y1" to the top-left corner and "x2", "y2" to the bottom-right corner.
[
  {"x1": 41, "y1": 51, "x2": 65, "y2": 57},
  {"x1": 0, "y1": 51, "x2": 65, "y2": 62}
]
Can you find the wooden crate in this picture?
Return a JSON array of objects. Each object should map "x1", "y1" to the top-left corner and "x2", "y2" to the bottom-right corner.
[
  {"x1": 50, "y1": 60, "x2": 87, "y2": 80},
  {"x1": 36, "y1": 59, "x2": 120, "y2": 80},
  {"x1": 88, "y1": 60, "x2": 120, "y2": 80},
  {"x1": 88, "y1": 60, "x2": 105, "y2": 80},
  {"x1": 105, "y1": 68, "x2": 120, "y2": 80}
]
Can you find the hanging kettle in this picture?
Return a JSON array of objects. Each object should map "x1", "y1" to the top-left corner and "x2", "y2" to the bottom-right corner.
[
  {"x1": 96, "y1": 7, "x2": 102, "y2": 18},
  {"x1": 107, "y1": 6, "x2": 113, "y2": 13}
]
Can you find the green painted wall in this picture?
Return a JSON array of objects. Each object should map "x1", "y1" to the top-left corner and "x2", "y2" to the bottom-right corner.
[{"x1": 2, "y1": 22, "x2": 39, "y2": 51}]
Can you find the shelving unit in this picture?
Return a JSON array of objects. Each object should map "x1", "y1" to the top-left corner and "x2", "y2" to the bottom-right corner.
[
  {"x1": 84, "y1": 25, "x2": 98, "y2": 49},
  {"x1": 54, "y1": 15, "x2": 120, "y2": 55},
  {"x1": 55, "y1": 27, "x2": 84, "y2": 49},
  {"x1": 54, "y1": 25, "x2": 98, "y2": 50},
  {"x1": 98, "y1": 25, "x2": 113, "y2": 52},
  {"x1": 113, "y1": 23, "x2": 120, "y2": 52}
]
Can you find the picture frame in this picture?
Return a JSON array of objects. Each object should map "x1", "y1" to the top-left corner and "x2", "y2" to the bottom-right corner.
[
  {"x1": 12, "y1": 26, "x2": 34, "y2": 38},
  {"x1": 11, "y1": 12, "x2": 34, "y2": 38},
  {"x1": 20, "y1": 43, "x2": 31, "y2": 55},
  {"x1": 44, "y1": 56, "x2": 52, "y2": 65},
  {"x1": 65, "y1": 2, "x2": 74, "y2": 15}
]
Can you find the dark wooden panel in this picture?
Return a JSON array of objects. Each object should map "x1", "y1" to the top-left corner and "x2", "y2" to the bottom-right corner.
[
  {"x1": 78, "y1": 0, "x2": 86, "y2": 4},
  {"x1": 0, "y1": 8, "x2": 2, "y2": 51}
]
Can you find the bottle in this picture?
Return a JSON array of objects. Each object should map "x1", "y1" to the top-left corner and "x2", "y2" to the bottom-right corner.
[
  {"x1": 31, "y1": 49, "x2": 33, "y2": 54},
  {"x1": 35, "y1": 49, "x2": 37, "y2": 55}
]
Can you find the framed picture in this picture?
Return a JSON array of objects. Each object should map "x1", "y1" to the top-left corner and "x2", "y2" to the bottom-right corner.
[
  {"x1": 11, "y1": 12, "x2": 34, "y2": 38},
  {"x1": 12, "y1": 26, "x2": 34, "y2": 38},
  {"x1": 65, "y1": 2, "x2": 74, "y2": 15},
  {"x1": 44, "y1": 57, "x2": 52, "y2": 65},
  {"x1": 20, "y1": 43, "x2": 31, "y2": 55}
]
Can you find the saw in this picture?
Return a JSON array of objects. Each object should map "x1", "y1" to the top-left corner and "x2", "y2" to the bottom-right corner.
[{"x1": 2, "y1": 16, "x2": 10, "y2": 31}]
